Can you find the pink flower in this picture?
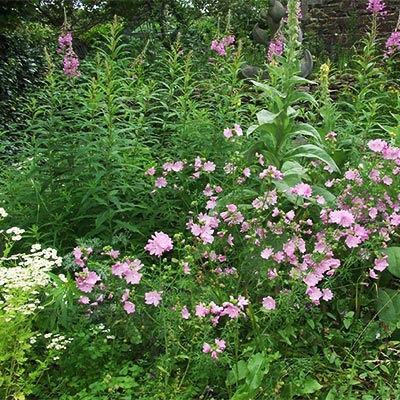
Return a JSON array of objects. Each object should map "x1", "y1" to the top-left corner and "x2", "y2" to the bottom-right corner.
[
  {"x1": 121, "y1": 289, "x2": 130, "y2": 302},
  {"x1": 195, "y1": 302, "x2": 209, "y2": 317},
  {"x1": 58, "y1": 32, "x2": 80, "y2": 78},
  {"x1": 262, "y1": 296, "x2": 276, "y2": 310},
  {"x1": 345, "y1": 234, "x2": 361, "y2": 248},
  {"x1": 326, "y1": 131, "x2": 337, "y2": 142},
  {"x1": 374, "y1": 256, "x2": 388, "y2": 272},
  {"x1": 78, "y1": 296, "x2": 90, "y2": 304},
  {"x1": 261, "y1": 247, "x2": 274, "y2": 260},
  {"x1": 155, "y1": 177, "x2": 167, "y2": 188},
  {"x1": 368, "y1": 139, "x2": 388, "y2": 152},
  {"x1": 366, "y1": 0, "x2": 386, "y2": 16},
  {"x1": 322, "y1": 288, "x2": 333, "y2": 301},
  {"x1": 181, "y1": 305, "x2": 190, "y2": 319},
  {"x1": 221, "y1": 303, "x2": 241, "y2": 318},
  {"x1": 145, "y1": 166, "x2": 156, "y2": 176},
  {"x1": 233, "y1": 124, "x2": 243, "y2": 136},
  {"x1": 329, "y1": 210, "x2": 355, "y2": 227},
  {"x1": 267, "y1": 36, "x2": 284, "y2": 62},
  {"x1": 203, "y1": 338, "x2": 226, "y2": 360},
  {"x1": 290, "y1": 183, "x2": 313, "y2": 198},
  {"x1": 123, "y1": 301, "x2": 136, "y2": 314},
  {"x1": 384, "y1": 31, "x2": 400, "y2": 58},
  {"x1": 145, "y1": 291, "x2": 163, "y2": 306},
  {"x1": 75, "y1": 268, "x2": 100, "y2": 293},
  {"x1": 306, "y1": 287, "x2": 322, "y2": 304},
  {"x1": 369, "y1": 269, "x2": 379, "y2": 279},
  {"x1": 145, "y1": 231, "x2": 173, "y2": 257},
  {"x1": 203, "y1": 342, "x2": 212, "y2": 354},
  {"x1": 224, "y1": 128, "x2": 233, "y2": 138},
  {"x1": 203, "y1": 161, "x2": 216, "y2": 172}
]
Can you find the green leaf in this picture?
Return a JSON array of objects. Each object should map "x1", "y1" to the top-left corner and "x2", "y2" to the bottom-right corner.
[
  {"x1": 376, "y1": 288, "x2": 400, "y2": 326},
  {"x1": 297, "y1": 378, "x2": 323, "y2": 395},
  {"x1": 245, "y1": 352, "x2": 267, "y2": 391},
  {"x1": 256, "y1": 109, "x2": 279, "y2": 125},
  {"x1": 285, "y1": 144, "x2": 340, "y2": 172},
  {"x1": 251, "y1": 80, "x2": 286, "y2": 98},
  {"x1": 381, "y1": 247, "x2": 400, "y2": 278},
  {"x1": 292, "y1": 122, "x2": 323, "y2": 143},
  {"x1": 343, "y1": 311, "x2": 354, "y2": 329}
]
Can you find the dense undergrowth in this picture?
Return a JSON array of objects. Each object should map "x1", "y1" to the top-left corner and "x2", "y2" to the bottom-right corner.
[{"x1": 1, "y1": 0, "x2": 400, "y2": 399}]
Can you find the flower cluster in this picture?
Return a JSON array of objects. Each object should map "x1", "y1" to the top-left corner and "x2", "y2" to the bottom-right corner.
[
  {"x1": 366, "y1": 0, "x2": 386, "y2": 16},
  {"x1": 267, "y1": 35, "x2": 284, "y2": 63},
  {"x1": 58, "y1": 32, "x2": 80, "y2": 78},
  {"x1": 384, "y1": 31, "x2": 400, "y2": 58},
  {"x1": 74, "y1": 246, "x2": 168, "y2": 315},
  {"x1": 203, "y1": 338, "x2": 226, "y2": 360},
  {"x1": 210, "y1": 36, "x2": 235, "y2": 56},
  {"x1": 223, "y1": 123, "x2": 243, "y2": 140},
  {"x1": 194, "y1": 295, "x2": 249, "y2": 325},
  {"x1": 0, "y1": 223, "x2": 61, "y2": 318}
]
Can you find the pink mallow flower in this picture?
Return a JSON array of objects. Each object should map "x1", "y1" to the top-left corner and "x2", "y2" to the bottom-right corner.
[
  {"x1": 262, "y1": 296, "x2": 276, "y2": 310},
  {"x1": 123, "y1": 301, "x2": 136, "y2": 314},
  {"x1": 290, "y1": 183, "x2": 313, "y2": 198},
  {"x1": 329, "y1": 210, "x2": 355, "y2": 227},
  {"x1": 374, "y1": 255, "x2": 388, "y2": 272},
  {"x1": 203, "y1": 338, "x2": 226, "y2": 360},
  {"x1": 145, "y1": 291, "x2": 163, "y2": 306},
  {"x1": 145, "y1": 231, "x2": 173, "y2": 257},
  {"x1": 75, "y1": 268, "x2": 100, "y2": 293}
]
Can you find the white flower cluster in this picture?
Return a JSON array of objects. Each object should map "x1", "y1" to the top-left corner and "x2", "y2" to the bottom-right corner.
[
  {"x1": 0, "y1": 229, "x2": 62, "y2": 315},
  {"x1": 5, "y1": 227, "x2": 25, "y2": 241},
  {"x1": 0, "y1": 208, "x2": 8, "y2": 218},
  {"x1": 0, "y1": 247, "x2": 62, "y2": 292},
  {"x1": 45, "y1": 333, "x2": 74, "y2": 352}
]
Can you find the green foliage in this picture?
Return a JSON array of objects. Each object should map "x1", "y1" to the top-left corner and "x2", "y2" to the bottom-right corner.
[{"x1": 1, "y1": 3, "x2": 400, "y2": 399}]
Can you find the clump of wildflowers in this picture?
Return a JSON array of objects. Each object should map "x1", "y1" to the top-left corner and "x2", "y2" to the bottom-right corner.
[
  {"x1": 384, "y1": 31, "x2": 400, "y2": 58},
  {"x1": 57, "y1": 32, "x2": 80, "y2": 78},
  {"x1": 210, "y1": 36, "x2": 235, "y2": 56},
  {"x1": 203, "y1": 338, "x2": 226, "y2": 360},
  {"x1": 366, "y1": 0, "x2": 387, "y2": 16},
  {"x1": 267, "y1": 35, "x2": 284, "y2": 63}
]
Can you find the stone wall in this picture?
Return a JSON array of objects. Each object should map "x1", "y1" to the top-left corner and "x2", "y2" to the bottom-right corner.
[{"x1": 301, "y1": 0, "x2": 399, "y2": 56}]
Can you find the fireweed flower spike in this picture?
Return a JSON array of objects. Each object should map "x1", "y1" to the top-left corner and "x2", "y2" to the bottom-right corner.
[
  {"x1": 366, "y1": 0, "x2": 386, "y2": 16},
  {"x1": 58, "y1": 31, "x2": 80, "y2": 78}
]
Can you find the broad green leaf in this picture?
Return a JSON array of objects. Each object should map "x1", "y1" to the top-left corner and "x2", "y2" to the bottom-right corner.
[
  {"x1": 285, "y1": 144, "x2": 340, "y2": 172},
  {"x1": 256, "y1": 109, "x2": 279, "y2": 125},
  {"x1": 381, "y1": 247, "x2": 400, "y2": 278},
  {"x1": 281, "y1": 160, "x2": 309, "y2": 177},
  {"x1": 251, "y1": 80, "x2": 286, "y2": 98},
  {"x1": 288, "y1": 90, "x2": 318, "y2": 106},
  {"x1": 292, "y1": 122, "x2": 323, "y2": 143},
  {"x1": 376, "y1": 288, "x2": 400, "y2": 326},
  {"x1": 297, "y1": 378, "x2": 323, "y2": 395},
  {"x1": 311, "y1": 185, "x2": 337, "y2": 205},
  {"x1": 245, "y1": 352, "x2": 267, "y2": 391}
]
